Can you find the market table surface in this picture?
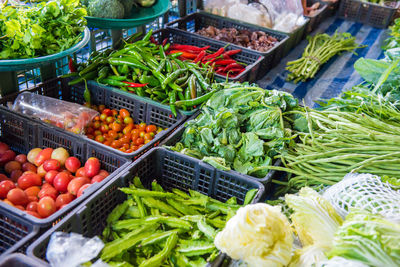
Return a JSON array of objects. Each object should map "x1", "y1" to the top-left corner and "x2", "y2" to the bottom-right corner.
[{"x1": 258, "y1": 16, "x2": 388, "y2": 107}]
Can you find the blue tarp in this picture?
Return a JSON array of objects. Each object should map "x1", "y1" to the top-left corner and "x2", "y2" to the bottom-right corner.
[{"x1": 257, "y1": 17, "x2": 388, "y2": 106}]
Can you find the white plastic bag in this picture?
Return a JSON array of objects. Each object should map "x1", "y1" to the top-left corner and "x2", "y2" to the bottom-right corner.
[{"x1": 46, "y1": 232, "x2": 105, "y2": 267}]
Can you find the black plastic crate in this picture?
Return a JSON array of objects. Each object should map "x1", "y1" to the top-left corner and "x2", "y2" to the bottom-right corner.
[
  {"x1": 166, "y1": 11, "x2": 289, "y2": 78},
  {"x1": 0, "y1": 253, "x2": 45, "y2": 267},
  {"x1": 338, "y1": 0, "x2": 399, "y2": 28},
  {"x1": 305, "y1": 0, "x2": 330, "y2": 35},
  {"x1": 153, "y1": 28, "x2": 264, "y2": 83},
  {"x1": 160, "y1": 119, "x2": 281, "y2": 187},
  {"x1": 27, "y1": 147, "x2": 265, "y2": 265},
  {"x1": 0, "y1": 106, "x2": 130, "y2": 257},
  {"x1": 1, "y1": 78, "x2": 186, "y2": 161}
]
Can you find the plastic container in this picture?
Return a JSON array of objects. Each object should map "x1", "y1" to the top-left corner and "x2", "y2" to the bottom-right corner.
[
  {"x1": 0, "y1": 253, "x2": 45, "y2": 267},
  {"x1": 166, "y1": 11, "x2": 289, "y2": 78},
  {"x1": 27, "y1": 147, "x2": 265, "y2": 265},
  {"x1": 3, "y1": 77, "x2": 186, "y2": 161},
  {"x1": 0, "y1": 105, "x2": 130, "y2": 258},
  {"x1": 338, "y1": 0, "x2": 400, "y2": 28},
  {"x1": 305, "y1": 0, "x2": 329, "y2": 34},
  {"x1": 160, "y1": 119, "x2": 281, "y2": 187},
  {"x1": 12, "y1": 92, "x2": 99, "y2": 135},
  {"x1": 153, "y1": 28, "x2": 264, "y2": 83}
]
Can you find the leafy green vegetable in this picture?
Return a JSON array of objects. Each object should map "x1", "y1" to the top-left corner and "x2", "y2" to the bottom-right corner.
[
  {"x1": 0, "y1": 0, "x2": 86, "y2": 59},
  {"x1": 328, "y1": 209, "x2": 400, "y2": 267},
  {"x1": 167, "y1": 83, "x2": 301, "y2": 178},
  {"x1": 285, "y1": 187, "x2": 343, "y2": 248}
]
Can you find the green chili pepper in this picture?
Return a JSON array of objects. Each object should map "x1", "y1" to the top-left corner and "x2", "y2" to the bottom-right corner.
[
  {"x1": 110, "y1": 65, "x2": 120, "y2": 76},
  {"x1": 168, "y1": 82, "x2": 183, "y2": 92},
  {"x1": 175, "y1": 89, "x2": 218, "y2": 108},
  {"x1": 188, "y1": 74, "x2": 196, "y2": 99},
  {"x1": 184, "y1": 86, "x2": 191, "y2": 101},
  {"x1": 151, "y1": 70, "x2": 167, "y2": 89},
  {"x1": 99, "y1": 78, "x2": 128, "y2": 88},
  {"x1": 79, "y1": 59, "x2": 105, "y2": 76},
  {"x1": 162, "y1": 69, "x2": 186, "y2": 88},
  {"x1": 175, "y1": 71, "x2": 189, "y2": 85},
  {"x1": 120, "y1": 64, "x2": 129, "y2": 74},
  {"x1": 244, "y1": 189, "x2": 258, "y2": 205},
  {"x1": 188, "y1": 67, "x2": 209, "y2": 91},
  {"x1": 109, "y1": 57, "x2": 149, "y2": 71},
  {"x1": 169, "y1": 91, "x2": 177, "y2": 117},
  {"x1": 61, "y1": 72, "x2": 78, "y2": 78},
  {"x1": 68, "y1": 70, "x2": 97, "y2": 85},
  {"x1": 142, "y1": 29, "x2": 153, "y2": 42},
  {"x1": 126, "y1": 49, "x2": 144, "y2": 62},
  {"x1": 156, "y1": 59, "x2": 166, "y2": 73},
  {"x1": 107, "y1": 75, "x2": 127, "y2": 81}
]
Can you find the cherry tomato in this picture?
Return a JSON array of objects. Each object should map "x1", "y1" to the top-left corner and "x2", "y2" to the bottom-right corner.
[
  {"x1": 38, "y1": 196, "x2": 56, "y2": 218},
  {"x1": 55, "y1": 193, "x2": 75, "y2": 208},
  {"x1": 93, "y1": 121, "x2": 101, "y2": 129},
  {"x1": 106, "y1": 116, "x2": 114, "y2": 124},
  {"x1": 95, "y1": 135, "x2": 105, "y2": 143},
  {"x1": 103, "y1": 140, "x2": 112, "y2": 146},
  {"x1": 118, "y1": 109, "x2": 129, "y2": 118},
  {"x1": 94, "y1": 116, "x2": 100, "y2": 121},
  {"x1": 123, "y1": 117, "x2": 133, "y2": 125},
  {"x1": 144, "y1": 139, "x2": 151, "y2": 144},
  {"x1": 149, "y1": 132, "x2": 155, "y2": 137},
  {"x1": 112, "y1": 109, "x2": 118, "y2": 116},
  {"x1": 138, "y1": 122, "x2": 147, "y2": 132},
  {"x1": 135, "y1": 138, "x2": 144, "y2": 146},
  {"x1": 139, "y1": 131, "x2": 145, "y2": 138},
  {"x1": 143, "y1": 133, "x2": 153, "y2": 141},
  {"x1": 100, "y1": 124, "x2": 109, "y2": 133},
  {"x1": 108, "y1": 130, "x2": 118, "y2": 140},
  {"x1": 0, "y1": 180, "x2": 16, "y2": 199},
  {"x1": 123, "y1": 125, "x2": 133, "y2": 135},
  {"x1": 98, "y1": 105, "x2": 105, "y2": 113},
  {"x1": 7, "y1": 188, "x2": 28, "y2": 206},
  {"x1": 146, "y1": 125, "x2": 157, "y2": 133},
  {"x1": 111, "y1": 140, "x2": 122, "y2": 149},
  {"x1": 111, "y1": 122, "x2": 122, "y2": 132},
  {"x1": 131, "y1": 145, "x2": 139, "y2": 151},
  {"x1": 102, "y1": 108, "x2": 113, "y2": 116},
  {"x1": 86, "y1": 127, "x2": 94, "y2": 135},
  {"x1": 94, "y1": 130, "x2": 102, "y2": 136},
  {"x1": 86, "y1": 134, "x2": 94, "y2": 140},
  {"x1": 126, "y1": 149, "x2": 134, "y2": 153}
]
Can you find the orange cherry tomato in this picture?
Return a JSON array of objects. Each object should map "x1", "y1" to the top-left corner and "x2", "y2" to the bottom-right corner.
[
  {"x1": 123, "y1": 125, "x2": 133, "y2": 135},
  {"x1": 108, "y1": 130, "x2": 118, "y2": 140},
  {"x1": 103, "y1": 140, "x2": 111, "y2": 146},
  {"x1": 146, "y1": 125, "x2": 157, "y2": 133},
  {"x1": 94, "y1": 116, "x2": 100, "y2": 121},
  {"x1": 119, "y1": 109, "x2": 130, "y2": 119},
  {"x1": 112, "y1": 110, "x2": 118, "y2": 116},
  {"x1": 123, "y1": 117, "x2": 133, "y2": 125},
  {"x1": 131, "y1": 145, "x2": 139, "y2": 151},
  {"x1": 86, "y1": 134, "x2": 94, "y2": 140},
  {"x1": 111, "y1": 122, "x2": 122, "y2": 132},
  {"x1": 144, "y1": 139, "x2": 151, "y2": 144},
  {"x1": 131, "y1": 129, "x2": 140, "y2": 136},
  {"x1": 126, "y1": 149, "x2": 133, "y2": 153},
  {"x1": 100, "y1": 124, "x2": 109, "y2": 133},
  {"x1": 139, "y1": 131, "x2": 145, "y2": 138},
  {"x1": 138, "y1": 123, "x2": 146, "y2": 132},
  {"x1": 135, "y1": 137, "x2": 144, "y2": 145},
  {"x1": 144, "y1": 133, "x2": 152, "y2": 141},
  {"x1": 111, "y1": 140, "x2": 122, "y2": 149},
  {"x1": 122, "y1": 143, "x2": 130, "y2": 150},
  {"x1": 95, "y1": 135, "x2": 105, "y2": 143}
]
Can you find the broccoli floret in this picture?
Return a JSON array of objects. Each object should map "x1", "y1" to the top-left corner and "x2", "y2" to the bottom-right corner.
[
  {"x1": 119, "y1": 0, "x2": 134, "y2": 17},
  {"x1": 88, "y1": 0, "x2": 125, "y2": 19}
]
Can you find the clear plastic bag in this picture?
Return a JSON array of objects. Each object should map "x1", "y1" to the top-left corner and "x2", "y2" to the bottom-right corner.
[
  {"x1": 203, "y1": 0, "x2": 306, "y2": 33},
  {"x1": 46, "y1": 232, "x2": 105, "y2": 267},
  {"x1": 12, "y1": 92, "x2": 99, "y2": 135}
]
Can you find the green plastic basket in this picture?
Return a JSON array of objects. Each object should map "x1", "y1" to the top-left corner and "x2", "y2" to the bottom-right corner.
[{"x1": 85, "y1": 0, "x2": 171, "y2": 29}]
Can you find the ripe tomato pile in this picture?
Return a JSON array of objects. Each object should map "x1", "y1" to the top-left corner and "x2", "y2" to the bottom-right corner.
[
  {"x1": 85, "y1": 105, "x2": 163, "y2": 153},
  {"x1": 0, "y1": 143, "x2": 108, "y2": 219}
]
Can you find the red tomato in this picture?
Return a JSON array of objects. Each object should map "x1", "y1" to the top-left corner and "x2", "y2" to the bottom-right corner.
[
  {"x1": 98, "y1": 170, "x2": 109, "y2": 178},
  {"x1": 34, "y1": 148, "x2": 53, "y2": 167},
  {"x1": 0, "y1": 174, "x2": 9, "y2": 182},
  {"x1": 44, "y1": 170, "x2": 59, "y2": 185},
  {"x1": 77, "y1": 184, "x2": 90, "y2": 198},
  {"x1": 7, "y1": 188, "x2": 28, "y2": 206},
  {"x1": 15, "y1": 205, "x2": 25, "y2": 211},
  {"x1": 26, "y1": 211, "x2": 42, "y2": 218},
  {"x1": 10, "y1": 169, "x2": 23, "y2": 183},
  {"x1": 75, "y1": 167, "x2": 86, "y2": 177},
  {"x1": 55, "y1": 193, "x2": 75, "y2": 208},
  {"x1": 38, "y1": 185, "x2": 58, "y2": 200},
  {"x1": 0, "y1": 180, "x2": 16, "y2": 199},
  {"x1": 37, "y1": 164, "x2": 47, "y2": 178},
  {"x1": 3, "y1": 199, "x2": 13, "y2": 206},
  {"x1": 0, "y1": 142, "x2": 9, "y2": 155},
  {"x1": 68, "y1": 177, "x2": 90, "y2": 195},
  {"x1": 37, "y1": 196, "x2": 56, "y2": 218},
  {"x1": 91, "y1": 175, "x2": 105, "y2": 184},
  {"x1": 26, "y1": 201, "x2": 38, "y2": 212},
  {"x1": 15, "y1": 154, "x2": 27, "y2": 164},
  {"x1": 53, "y1": 172, "x2": 72, "y2": 193},
  {"x1": 4, "y1": 161, "x2": 22, "y2": 174},
  {"x1": 43, "y1": 159, "x2": 61, "y2": 172},
  {"x1": 24, "y1": 186, "x2": 40, "y2": 198},
  {"x1": 102, "y1": 108, "x2": 113, "y2": 116},
  {"x1": 18, "y1": 173, "x2": 42, "y2": 190},
  {"x1": 65, "y1": 157, "x2": 81, "y2": 173},
  {"x1": 84, "y1": 158, "x2": 100, "y2": 178},
  {"x1": 146, "y1": 125, "x2": 157, "y2": 133},
  {"x1": 22, "y1": 162, "x2": 37, "y2": 173}
]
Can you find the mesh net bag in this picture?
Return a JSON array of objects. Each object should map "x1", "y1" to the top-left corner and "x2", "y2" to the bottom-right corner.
[{"x1": 322, "y1": 173, "x2": 400, "y2": 223}]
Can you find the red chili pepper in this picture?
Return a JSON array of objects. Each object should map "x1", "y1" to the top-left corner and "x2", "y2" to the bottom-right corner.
[
  {"x1": 169, "y1": 50, "x2": 197, "y2": 59},
  {"x1": 122, "y1": 81, "x2": 148, "y2": 87},
  {"x1": 223, "y1": 63, "x2": 245, "y2": 72},
  {"x1": 194, "y1": 50, "x2": 206, "y2": 63},
  {"x1": 204, "y1": 47, "x2": 225, "y2": 60},
  {"x1": 150, "y1": 36, "x2": 158, "y2": 44},
  {"x1": 223, "y1": 49, "x2": 242, "y2": 57},
  {"x1": 162, "y1": 38, "x2": 168, "y2": 46},
  {"x1": 68, "y1": 56, "x2": 77, "y2": 73},
  {"x1": 170, "y1": 44, "x2": 210, "y2": 51},
  {"x1": 214, "y1": 59, "x2": 236, "y2": 66}
]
